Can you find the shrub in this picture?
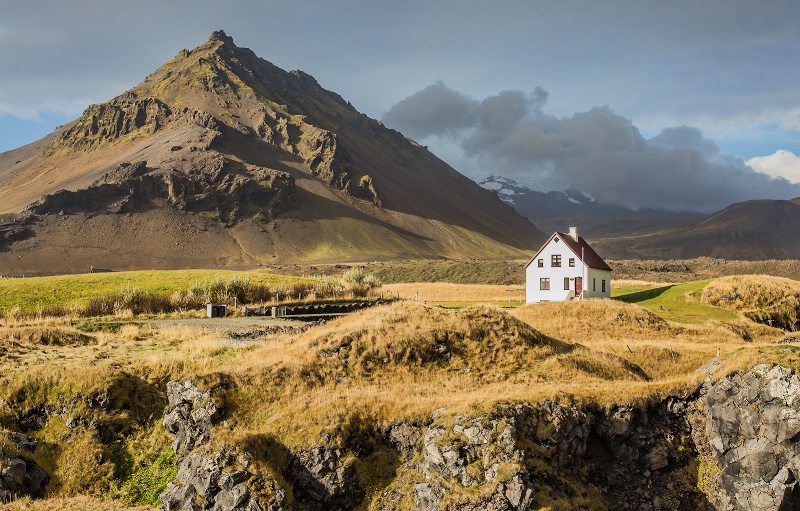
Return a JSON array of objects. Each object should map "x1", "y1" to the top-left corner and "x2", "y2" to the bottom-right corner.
[
  {"x1": 342, "y1": 268, "x2": 382, "y2": 298},
  {"x1": 83, "y1": 288, "x2": 173, "y2": 317}
]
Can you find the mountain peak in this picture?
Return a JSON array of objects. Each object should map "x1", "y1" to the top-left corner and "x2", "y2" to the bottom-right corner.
[{"x1": 209, "y1": 30, "x2": 235, "y2": 45}]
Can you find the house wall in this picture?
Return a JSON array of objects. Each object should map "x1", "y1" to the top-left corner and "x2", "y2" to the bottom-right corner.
[
  {"x1": 583, "y1": 268, "x2": 612, "y2": 299},
  {"x1": 525, "y1": 237, "x2": 611, "y2": 303}
]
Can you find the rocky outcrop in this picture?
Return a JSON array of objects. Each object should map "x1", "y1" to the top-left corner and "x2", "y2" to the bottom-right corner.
[
  {"x1": 0, "y1": 431, "x2": 50, "y2": 502},
  {"x1": 161, "y1": 379, "x2": 368, "y2": 511},
  {"x1": 255, "y1": 109, "x2": 381, "y2": 207},
  {"x1": 286, "y1": 447, "x2": 362, "y2": 510},
  {"x1": 25, "y1": 158, "x2": 297, "y2": 225},
  {"x1": 158, "y1": 365, "x2": 800, "y2": 511},
  {"x1": 161, "y1": 380, "x2": 278, "y2": 511},
  {"x1": 699, "y1": 364, "x2": 800, "y2": 510},
  {"x1": 386, "y1": 401, "x2": 705, "y2": 511},
  {"x1": 0, "y1": 216, "x2": 34, "y2": 249},
  {"x1": 45, "y1": 97, "x2": 223, "y2": 155}
]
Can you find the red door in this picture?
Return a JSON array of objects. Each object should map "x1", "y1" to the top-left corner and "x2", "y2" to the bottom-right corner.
[{"x1": 575, "y1": 277, "x2": 583, "y2": 295}]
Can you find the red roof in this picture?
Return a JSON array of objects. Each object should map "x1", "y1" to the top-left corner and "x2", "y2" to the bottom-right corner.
[{"x1": 525, "y1": 231, "x2": 612, "y2": 271}]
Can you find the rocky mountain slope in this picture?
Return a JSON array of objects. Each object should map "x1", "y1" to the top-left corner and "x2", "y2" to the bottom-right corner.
[{"x1": 0, "y1": 31, "x2": 544, "y2": 274}]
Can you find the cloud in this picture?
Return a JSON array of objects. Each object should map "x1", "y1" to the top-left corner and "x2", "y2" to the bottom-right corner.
[
  {"x1": 747, "y1": 150, "x2": 800, "y2": 185},
  {"x1": 383, "y1": 83, "x2": 800, "y2": 212},
  {"x1": 381, "y1": 81, "x2": 478, "y2": 139}
]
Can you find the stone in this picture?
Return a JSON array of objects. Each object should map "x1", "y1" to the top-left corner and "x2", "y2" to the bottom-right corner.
[{"x1": 0, "y1": 447, "x2": 50, "y2": 502}]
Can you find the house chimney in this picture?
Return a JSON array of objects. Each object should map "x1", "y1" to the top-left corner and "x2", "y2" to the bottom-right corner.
[{"x1": 569, "y1": 226, "x2": 578, "y2": 242}]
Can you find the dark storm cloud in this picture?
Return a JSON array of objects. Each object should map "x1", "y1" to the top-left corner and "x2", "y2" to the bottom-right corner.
[
  {"x1": 381, "y1": 81, "x2": 478, "y2": 138},
  {"x1": 383, "y1": 84, "x2": 800, "y2": 213}
]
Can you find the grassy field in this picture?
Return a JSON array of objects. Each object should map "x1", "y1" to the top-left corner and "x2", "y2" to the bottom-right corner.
[
  {"x1": 384, "y1": 279, "x2": 743, "y2": 325},
  {"x1": 613, "y1": 279, "x2": 739, "y2": 323},
  {"x1": 0, "y1": 269, "x2": 768, "y2": 326},
  {"x1": 0, "y1": 269, "x2": 316, "y2": 313},
  {"x1": 2, "y1": 497, "x2": 156, "y2": 511},
  {"x1": 382, "y1": 282, "x2": 525, "y2": 307}
]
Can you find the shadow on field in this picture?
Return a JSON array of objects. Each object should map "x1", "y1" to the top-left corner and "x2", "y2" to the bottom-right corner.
[{"x1": 614, "y1": 285, "x2": 675, "y2": 303}]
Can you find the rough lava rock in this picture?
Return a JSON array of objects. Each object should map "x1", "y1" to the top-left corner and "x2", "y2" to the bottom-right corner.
[
  {"x1": 157, "y1": 366, "x2": 800, "y2": 511},
  {"x1": 700, "y1": 363, "x2": 800, "y2": 510},
  {"x1": 161, "y1": 380, "x2": 277, "y2": 511},
  {"x1": 0, "y1": 431, "x2": 50, "y2": 503}
]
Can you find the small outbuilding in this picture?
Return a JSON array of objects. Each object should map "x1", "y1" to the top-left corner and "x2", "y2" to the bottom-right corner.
[
  {"x1": 525, "y1": 227, "x2": 612, "y2": 304},
  {"x1": 206, "y1": 304, "x2": 227, "y2": 318}
]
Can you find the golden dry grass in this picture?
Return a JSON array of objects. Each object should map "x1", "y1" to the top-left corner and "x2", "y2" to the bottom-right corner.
[
  {"x1": 1, "y1": 496, "x2": 156, "y2": 511},
  {"x1": 382, "y1": 283, "x2": 524, "y2": 305},
  {"x1": 701, "y1": 274, "x2": 800, "y2": 310},
  {"x1": 203, "y1": 301, "x2": 718, "y2": 447}
]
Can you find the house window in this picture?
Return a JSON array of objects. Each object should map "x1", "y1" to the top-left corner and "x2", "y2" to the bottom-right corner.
[
  {"x1": 551, "y1": 254, "x2": 561, "y2": 267},
  {"x1": 540, "y1": 278, "x2": 550, "y2": 290},
  {"x1": 564, "y1": 277, "x2": 570, "y2": 290},
  {"x1": 593, "y1": 278, "x2": 596, "y2": 292},
  {"x1": 537, "y1": 258, "x2": 544, "y2": 268},
  {"x1": 602, "y1": 279, "x2": 606, "y2": 292},
  {"x1": 569, "y1": 258, "x2": 575, "y2": 267}
]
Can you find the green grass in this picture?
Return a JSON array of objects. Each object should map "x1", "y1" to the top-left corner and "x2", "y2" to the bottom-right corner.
[
  {"x1": 370, "y1": 260, "x2": 525, "y2": 285},
  {"x1": 0, "y1": 269, "x2": 314, "y2": 313},
  {"x1": 611, "y1": 283, "x2": 661, "y2": 298},
  {"x1": 614, "y1": 280, "x2": 738, "y2": 324}
]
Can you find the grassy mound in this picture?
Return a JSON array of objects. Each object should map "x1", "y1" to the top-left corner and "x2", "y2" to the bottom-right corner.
[
  {"x1": 304, "y1": 303, "x2": 569, "y2": 379},
  {"x1": 282, "y1": 302, "x2": 649, "y2": 384},
  {"x1": 702, "y1": 275, "x2": 800, "y2": 330},
  {"x1": 223, "y1": 302, "x2": 650, "y2": 446},
  {"x1": 701, "y1": 275, "x2": 800, "y2": 310},
  {"x1": 510, "y1": 298, "x2": 773, "y2": 381},
  {"x1": 512, "y1": 299, "x2": 674, "y2": 341}
]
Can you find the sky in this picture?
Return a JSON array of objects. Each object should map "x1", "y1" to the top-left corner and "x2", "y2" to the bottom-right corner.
[{"x1": 1, "y1": 0, "x2": 799, "y2": 212}]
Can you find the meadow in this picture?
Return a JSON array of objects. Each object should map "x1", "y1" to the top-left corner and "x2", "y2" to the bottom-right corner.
[{"x1": 0, "y1": 269, "x2": 313, "y2": 312}]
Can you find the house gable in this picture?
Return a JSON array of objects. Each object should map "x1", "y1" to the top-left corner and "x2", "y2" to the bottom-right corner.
[
  {"x1": 525, "y1": 231, "x2": 611, "y2": 271},
  {"x1": 525, "y1": 229, "x2": 612, "y2": 303}
]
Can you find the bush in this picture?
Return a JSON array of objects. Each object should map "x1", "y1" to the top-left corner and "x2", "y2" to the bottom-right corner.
[
  {"x1": 83, "y1": 288, "x2": 173, "y2": 317},
  {"x1": 342, "y1": 268, "x2": 382, "y2": 298}
]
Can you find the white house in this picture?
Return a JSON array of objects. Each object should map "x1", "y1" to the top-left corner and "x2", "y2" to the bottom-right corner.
[{"x1": 525, "y1": 227, "x2": 612, "y2": 303}]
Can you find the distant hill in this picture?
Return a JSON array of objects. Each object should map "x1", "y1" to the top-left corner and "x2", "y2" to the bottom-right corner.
[
  {"x1": 476, "y1": 175, "x2": 702, "y2": 239},
  {"x1": 0, "y1": 31, "x2": 545, "y2": 274},
  {"x1": 591, "y1": 198, "x2": 800, "y2": 260},
  {"x1": 476, "y1": 176, "x2": 800, "y2": 260}
]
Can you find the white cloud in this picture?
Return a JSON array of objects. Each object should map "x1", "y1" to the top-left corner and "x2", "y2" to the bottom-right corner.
[{"x1": 747, "y1": 150, "x2": 800, "y2": 184}]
